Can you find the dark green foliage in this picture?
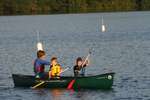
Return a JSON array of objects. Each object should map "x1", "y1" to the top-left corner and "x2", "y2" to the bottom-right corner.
[{"x1": 0, "y1": 0, "x2": 149, "y2": 15}]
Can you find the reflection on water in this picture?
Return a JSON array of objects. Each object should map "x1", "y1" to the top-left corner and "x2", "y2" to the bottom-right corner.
[
  {"x1": 34, "y1": 89, "x2": 116, "y2": 100},
  {"x1": 50, "y1": 89, "x2": 64, "y2": 100}
]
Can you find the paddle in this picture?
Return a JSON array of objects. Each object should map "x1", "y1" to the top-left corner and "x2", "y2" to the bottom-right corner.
[{"x1": 67, "y1": 50, "x2": 92, "y2": 90}]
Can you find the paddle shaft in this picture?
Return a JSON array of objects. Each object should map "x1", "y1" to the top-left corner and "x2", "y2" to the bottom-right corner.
[
  {"x1": 36, "y1": 30, "x2": 40, "y2": 42},
  {"x1": 82, "y1": 53, "x2": 91, "y2": 67},
  {"x1": 61, "y1": 67, "x2": 69, "y2": 73},
  {"x1": 31, "y1": 81, "x2": 45, "y2": 89}
]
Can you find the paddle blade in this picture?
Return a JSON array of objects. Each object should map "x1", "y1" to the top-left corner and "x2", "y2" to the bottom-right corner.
[{"x1": 67, "y1": 79, "x2": 75, "y2": 89}]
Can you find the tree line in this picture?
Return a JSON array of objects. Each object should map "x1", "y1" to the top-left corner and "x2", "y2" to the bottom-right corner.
[{"x1": 0, "y1": 0, "x2": 150, "y2": 15}]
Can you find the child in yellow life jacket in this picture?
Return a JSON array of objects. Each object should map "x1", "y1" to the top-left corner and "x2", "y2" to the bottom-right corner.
[{"x1": 49, "y1": 57, "x2": 62, "y2": 79}]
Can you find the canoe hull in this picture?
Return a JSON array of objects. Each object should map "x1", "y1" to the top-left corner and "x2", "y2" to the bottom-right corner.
[{"x1": 12, "y1": 73, "x2": 115, "y2": 89}]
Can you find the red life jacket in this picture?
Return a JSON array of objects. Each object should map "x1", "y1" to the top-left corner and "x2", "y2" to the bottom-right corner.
[{"x1": 37, "y1": 65, "x2": 44, "y2": 72}]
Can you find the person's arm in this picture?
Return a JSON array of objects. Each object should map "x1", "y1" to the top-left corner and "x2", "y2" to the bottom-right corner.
[
  {"x1": 39, "y1": 59, "x2": 50, "y2": 65},
  {"x1": 73, "y1": 66, "x2": 76, "y2": 72},
  {"x1": 73, "y1": 65, "x2": 79, "y2": 72},
  {"x1": 60, "y1": 66, "x2": 63, "y2": 73},
  {"x1": 86, "y1": 59, "x2": 90, "y2": 66}
]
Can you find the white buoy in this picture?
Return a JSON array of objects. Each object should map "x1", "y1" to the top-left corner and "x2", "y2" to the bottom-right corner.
[
  {"x1": 36, "y1": 30, "x2": 44, "y2": 51},
  {"x1": 101, "y1": 17, "x2": 106, "y2": 32},
  {"x1": 102, "y1": 24, "x2": 106, "y2": 32},
  {"x1": 37, "y1": 42, "x2": 43, "y2": 51}
]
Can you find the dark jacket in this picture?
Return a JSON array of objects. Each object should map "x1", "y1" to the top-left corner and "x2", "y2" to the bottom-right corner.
[{"x1": 73, "y1": 65, "x2": 86, "y2": 76}]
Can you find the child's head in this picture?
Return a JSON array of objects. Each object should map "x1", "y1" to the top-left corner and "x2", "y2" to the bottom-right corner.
[
  {"x1": 37, "y1": 50, "x2": 46, "y2": 59},
  {"x1": 76, "y1": 57, "x2": 83, "y2": 66},
  {"x1": 51, "y1": 57, "x2": 58, "y2": 65}
]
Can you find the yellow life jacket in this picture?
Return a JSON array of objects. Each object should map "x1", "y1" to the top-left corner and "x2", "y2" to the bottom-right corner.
[{"x1": 51, "y1": 64, "x2": 61, "y2": 77}]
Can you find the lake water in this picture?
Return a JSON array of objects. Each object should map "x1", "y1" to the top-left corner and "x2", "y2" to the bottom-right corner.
[{"x1": 0, "y1": 11, "x2": 150, "y2": 100}]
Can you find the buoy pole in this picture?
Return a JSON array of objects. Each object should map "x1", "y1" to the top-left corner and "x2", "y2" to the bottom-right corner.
[
  {"x1": 101, "y1": 16, "x2": 106, "y2": 32},
  {"x1": 36, "y1": 30, "x2": 43, "y2": 51}
]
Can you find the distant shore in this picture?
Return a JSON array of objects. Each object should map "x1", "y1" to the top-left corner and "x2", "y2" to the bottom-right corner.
[{"x1": 0, "y1": 0, "x2": 150, "y2": 16}]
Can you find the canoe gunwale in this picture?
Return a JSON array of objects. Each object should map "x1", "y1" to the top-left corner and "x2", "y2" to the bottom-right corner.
[{"x1": 12, "y1": 72, "x2": 115, "y2": 79}]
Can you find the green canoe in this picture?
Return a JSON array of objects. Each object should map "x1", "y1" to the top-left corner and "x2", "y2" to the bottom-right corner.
[{"x1": 12, "y1": 72, "x2": 115, "y2": 89}]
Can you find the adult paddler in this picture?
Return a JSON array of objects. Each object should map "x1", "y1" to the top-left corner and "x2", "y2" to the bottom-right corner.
[{"x1": 34, "y1": 50, "x2": 50, "y2": 79}]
